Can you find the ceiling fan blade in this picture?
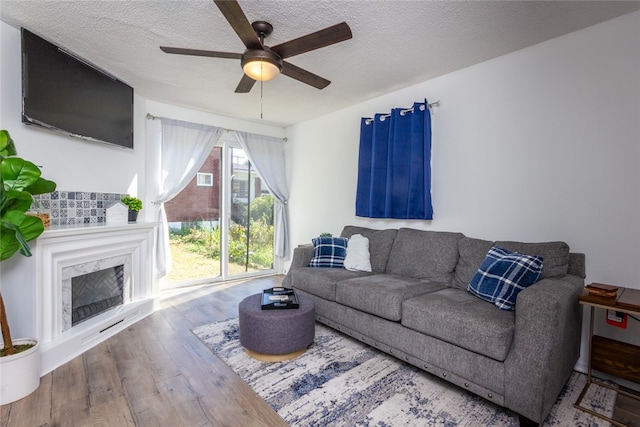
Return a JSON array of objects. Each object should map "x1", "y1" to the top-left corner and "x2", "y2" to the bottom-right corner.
[
  {"x1": 235, "y1": 74, "x2": 257, "y2": 93},
  {"x1": 271, "y1": 22, "x2": 352, "y2": 59},
  {"x1": 281, "y1": 61, "x2": 330, "y2": 89},
  {"x1": 160, "y1": 46, "x2": 242, "y2": 60},
  {"x1": 213, "y1": 0, "x2": 262, "y2": 50}
]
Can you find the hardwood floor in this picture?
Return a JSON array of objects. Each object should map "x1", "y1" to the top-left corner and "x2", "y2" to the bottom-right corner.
[
  {"x1": 2, "y1": 274, "x2": 639, "y2": 427},
  {"x1": 1, "y1": 275, "x2": 288, "y2": 427},
  {"x1": 615, "y1": 389, "x2": 640, "y2": 427}
]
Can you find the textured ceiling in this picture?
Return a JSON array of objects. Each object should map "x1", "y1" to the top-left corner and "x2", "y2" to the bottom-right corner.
[{"x1": 2, "y1": 1, "x2": 639, "y2": 127}]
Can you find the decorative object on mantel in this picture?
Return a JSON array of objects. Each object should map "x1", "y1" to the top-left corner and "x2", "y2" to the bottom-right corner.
[
  {"x1": 120, "y1": 195, "x2": 142, "y2": 223},
  {"x1": 32, "y1": 191, "x2": 128, "y2": 226},
  {"x1": 105, "y1": 201, "x2": 129, "y2": 224},
  {"x1": 0, "y1": 129, "x2": 57, "y2": 405},
  {"x1": 26, "y1": 212, "x2": 50, "y2": 228}
]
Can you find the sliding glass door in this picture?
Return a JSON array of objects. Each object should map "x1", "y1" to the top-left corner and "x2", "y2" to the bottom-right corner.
[
  {"x1": 228, "y1": 147, "x2": 274, "y2": 275},
  {"x1": 163, "y1": 138, "x2": 274, "y2": 288}
]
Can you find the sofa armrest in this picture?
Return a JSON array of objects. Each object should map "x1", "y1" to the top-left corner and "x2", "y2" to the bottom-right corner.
[
  {"x1": 282, "y1": 244, "x2": 314, "y2": 287},
  {"x1": 290, "y1": 244, "x2": 314, "y2": 269},
  {"x1": 504, "y1": 274, "x2": 584, "y2": 423},
  {"x1": 568, "y1": 252, "x2": 586, "y2": 278}
]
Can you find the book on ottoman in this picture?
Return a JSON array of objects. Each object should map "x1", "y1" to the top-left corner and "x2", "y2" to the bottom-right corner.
[{"x1": 261, "y1": 287, "x2": 300, "y2": 310}]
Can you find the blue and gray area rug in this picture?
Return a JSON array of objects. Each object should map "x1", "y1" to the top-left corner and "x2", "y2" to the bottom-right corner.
[{"x1": 192, "y1": 319, "x2": 615, "y2": 427}]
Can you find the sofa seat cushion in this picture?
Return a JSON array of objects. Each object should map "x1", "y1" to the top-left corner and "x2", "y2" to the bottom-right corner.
[
  {"x1": 341, "y1": 226, "x2": 398, "y2": 274},
  {"x1": 402, "y1": 288, "x2": 515, "y2": 361},
  {"x1": 386, "y1": 228, "x2": 463, "y2": 283},
  {"x1": 335, "y1": 275, "x2": 446, "y2": 321},
  {"x1": 291, "y1": 267, "x2": 371, "y2": 301}
]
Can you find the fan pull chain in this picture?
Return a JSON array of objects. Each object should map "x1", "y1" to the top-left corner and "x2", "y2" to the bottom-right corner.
[{"x1": 260, "y1": 61, "x2": 264, "y2": 119}]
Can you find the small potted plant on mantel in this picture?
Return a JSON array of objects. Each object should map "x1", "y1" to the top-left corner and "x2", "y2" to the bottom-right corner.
[
  {"x1": 121, "y1": 195, "x2": 142, "y2": 222},
  {"x1": 0, "y1": 130, "x2": 57, "y2": 404}
]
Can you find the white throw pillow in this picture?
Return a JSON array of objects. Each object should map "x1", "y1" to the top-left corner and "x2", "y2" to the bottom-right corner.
[{"x1": 344, "y1": 234, "x2": 372, "y2": 272}]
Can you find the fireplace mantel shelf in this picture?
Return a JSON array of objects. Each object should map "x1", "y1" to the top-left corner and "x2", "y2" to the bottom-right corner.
[{"x1": 42, "y1": 221, "x2": 158, "y2": 238}]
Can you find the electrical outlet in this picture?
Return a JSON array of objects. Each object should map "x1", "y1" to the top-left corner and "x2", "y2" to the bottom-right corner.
[{"x1": 606, "y1": 310, "x2": 628, "y2": 329}]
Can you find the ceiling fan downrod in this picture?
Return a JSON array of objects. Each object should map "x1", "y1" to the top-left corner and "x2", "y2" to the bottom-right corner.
[{"x1": 251, "y1": 21, "x2": 273, "y2": 42}]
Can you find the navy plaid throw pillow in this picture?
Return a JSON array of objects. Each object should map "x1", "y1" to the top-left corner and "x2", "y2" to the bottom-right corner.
[
  {"x1": 467, "y1": 246, "x2": 543, "y2": 311},
  {"x1": 308, "y1": 236, "x2": 349, "y2": 268}
]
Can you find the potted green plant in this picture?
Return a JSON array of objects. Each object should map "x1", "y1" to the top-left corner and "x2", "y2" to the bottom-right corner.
[
  {"x1": 0, "y1": 129, "x2": 57, "y2": 404},
  {"x1": 121, "y1": 195, "x2": 142, "y2": 222}
]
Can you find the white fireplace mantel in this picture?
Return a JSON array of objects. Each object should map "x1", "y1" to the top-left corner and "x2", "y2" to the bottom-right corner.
[{"x1": 0, "y1": 222, "x2": 158, "y2": 375}]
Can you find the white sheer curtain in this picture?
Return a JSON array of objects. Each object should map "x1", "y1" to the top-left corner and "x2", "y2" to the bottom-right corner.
[
  {"x1": 234, "y1": 131, "x2": 291, "y2": 259},
  {"x1": 154, "y1": 118, "x2": 224, "y2": 277}
]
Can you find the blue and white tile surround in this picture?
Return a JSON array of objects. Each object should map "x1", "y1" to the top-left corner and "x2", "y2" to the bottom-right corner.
[{"x1": 33, "y1": 191, "x2": 128, "y2": 226}]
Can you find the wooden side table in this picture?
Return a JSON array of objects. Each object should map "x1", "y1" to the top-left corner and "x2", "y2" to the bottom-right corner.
[{"x1": 575, "y1": 285, "x2": 640, "y2": 427}]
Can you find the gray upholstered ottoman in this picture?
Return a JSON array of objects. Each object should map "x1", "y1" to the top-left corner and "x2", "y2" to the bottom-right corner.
[{"x1": 238, "y1": 292, "x2": 315, "y2": 361}]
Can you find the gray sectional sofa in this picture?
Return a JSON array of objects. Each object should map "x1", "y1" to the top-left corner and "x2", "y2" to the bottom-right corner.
[{"x1": 282, "y1": 226, "x2": 585, "y2": 426}]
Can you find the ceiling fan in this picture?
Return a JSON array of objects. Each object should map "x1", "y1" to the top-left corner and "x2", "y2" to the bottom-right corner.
[{"x1": 160, "y1": 0, "x2": 352, "y2": 93}]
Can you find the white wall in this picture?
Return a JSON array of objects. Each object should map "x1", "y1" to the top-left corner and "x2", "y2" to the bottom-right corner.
[
  {"x1": 1, "y1": 21, "x2": 148, "y2": 197},
  {"x1": 286, "y1": 11, "x2": 640, "y2": 365}
]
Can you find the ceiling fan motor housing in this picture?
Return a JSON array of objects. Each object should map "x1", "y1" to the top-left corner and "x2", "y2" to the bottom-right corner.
[{"x1": 241, "y1": 47, "x2": 282, "y2": 69}]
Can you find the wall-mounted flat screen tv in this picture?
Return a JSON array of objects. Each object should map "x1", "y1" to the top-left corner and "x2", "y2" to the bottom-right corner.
[{"x1": 21, "y1": 28, "x2": 134, "y2": 149}]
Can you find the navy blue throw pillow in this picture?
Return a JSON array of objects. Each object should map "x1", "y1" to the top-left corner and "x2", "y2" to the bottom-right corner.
[
  {"x1": 308, "y1": 236, "x2": 349, "y2": 268},
  {"x1": 467, "y1": 246, "x2": 543, "y2": 311}
]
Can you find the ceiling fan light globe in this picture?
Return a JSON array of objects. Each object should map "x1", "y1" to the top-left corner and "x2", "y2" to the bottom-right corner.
[
  {"x1": 243, "y1": 60, "x2": 280, "y2": 81},
  {"x1": 241, "y1": 48, "x2": 283, "y2": 82}
]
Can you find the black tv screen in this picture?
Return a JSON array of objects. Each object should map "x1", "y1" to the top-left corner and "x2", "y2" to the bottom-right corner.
[{"x1": 21, "y1": 28, "x2": 134, "y2": 149}]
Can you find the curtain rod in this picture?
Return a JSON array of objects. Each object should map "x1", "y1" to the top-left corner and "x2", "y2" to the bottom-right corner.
[
  {"x1": 146, "y1": 113, "x2": 236, "y2": 132},
  {"x1": 364, "y1": 100, "x2": 440, "y2": 125},
  {"x1": 146, "y1": 113, "x2": 287, "y2": 141}
]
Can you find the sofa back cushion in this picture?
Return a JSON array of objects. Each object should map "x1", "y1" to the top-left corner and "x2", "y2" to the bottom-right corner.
[
  {"x1": 385, "y1": 228, "x2": 463, "y2": 283},
  {"x1": 341, "y1": 226, "x2": 397, "y2": 274},
  {"x1": 452, "y1": 237, "x2": 495, "y2": 290},
  {"x1": 495, "y1": 240, "x2": 570, "y2": 279}
]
